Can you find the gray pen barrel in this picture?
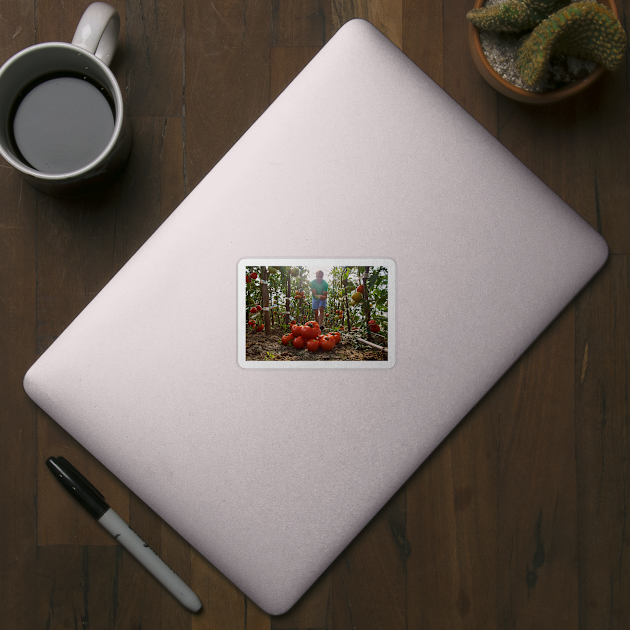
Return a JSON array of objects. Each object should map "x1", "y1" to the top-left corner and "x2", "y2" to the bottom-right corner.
[{"x1": 98, "y1": 508, "x2": 202, "y2": 612}]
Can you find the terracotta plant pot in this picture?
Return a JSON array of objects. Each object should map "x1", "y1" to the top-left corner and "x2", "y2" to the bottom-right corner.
[{"x1": 468, "y1": 0, "x2": 619, "y2": 103}]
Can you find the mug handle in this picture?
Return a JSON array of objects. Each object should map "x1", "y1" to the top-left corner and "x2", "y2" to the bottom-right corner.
[{"x1": 71, "y1": 2, "x2": 120, "y2": 67}]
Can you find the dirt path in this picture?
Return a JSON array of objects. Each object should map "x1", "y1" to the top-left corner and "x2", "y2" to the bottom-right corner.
[{"x1": 245, "y1": 326, "x2": 388, "y2": 361}]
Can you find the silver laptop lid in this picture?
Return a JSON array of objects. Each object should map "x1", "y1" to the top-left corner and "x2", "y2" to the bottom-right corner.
[{"x1": 24, "y1": 19, "x2": 607, "y2": 614}]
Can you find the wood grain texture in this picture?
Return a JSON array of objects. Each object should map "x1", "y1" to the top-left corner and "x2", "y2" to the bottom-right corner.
[
  {"x1": 444, "y1": 0, "x2": 498, "y2": 131},
  {"x1": 1, "y1": 0, "x2": 628, "y2": 627},
  {"x1": 496, "y1": 304, "x2": 579, "y2": 628},
  {"x1": 575, "y1": 256, "x2": 630, "y2": 629},
  {"x1": 271, "y1": 0, "x2": 331, "y2": 46},
  {"x1": 0, "y1": 5, "x2": 39, "y2": 630},
  {"x1": 403, "y1": 0, "x2": 444, "y2": 88},
  {"x1": 126, "y1": 0, "x2": 184, "y2": 117}
]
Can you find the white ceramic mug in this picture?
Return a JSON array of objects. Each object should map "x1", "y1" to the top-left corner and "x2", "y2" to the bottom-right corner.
[{"x1": 0, "y1": 2, "x2": 132, "y2": 197}]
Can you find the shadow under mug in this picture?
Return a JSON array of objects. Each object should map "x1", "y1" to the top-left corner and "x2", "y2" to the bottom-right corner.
[{"x1": 0, "y1": 2, "x2": 131, "y2": 197}]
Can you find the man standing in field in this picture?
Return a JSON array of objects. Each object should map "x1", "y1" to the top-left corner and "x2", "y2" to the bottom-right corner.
[{"x1": 310, "y1": 270, "x2": 328, "y2": 329}]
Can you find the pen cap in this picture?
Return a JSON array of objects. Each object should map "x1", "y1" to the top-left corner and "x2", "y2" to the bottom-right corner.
[{"x1": 46, "y1": 456, "x2": 110, "y2": 519}]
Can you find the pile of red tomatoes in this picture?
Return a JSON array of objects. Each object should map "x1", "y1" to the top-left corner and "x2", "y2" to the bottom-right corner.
[{"x1": 281, "y1": 321, "x2": 341, "y2": 353}]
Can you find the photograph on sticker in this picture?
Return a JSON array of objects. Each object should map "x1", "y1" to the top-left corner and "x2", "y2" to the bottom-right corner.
[{"x1": 239, "y1": 261, "x2": 393, "y2": 366}]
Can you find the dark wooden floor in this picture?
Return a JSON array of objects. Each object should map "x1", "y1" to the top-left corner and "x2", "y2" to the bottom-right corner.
[{"x1": 1, "y1": 0, "x2": 629, "y2": 628}]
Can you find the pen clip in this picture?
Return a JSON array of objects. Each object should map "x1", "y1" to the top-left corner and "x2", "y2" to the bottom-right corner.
[{"x1": 56, "y1": 456, "x2": 106, "y2": 501}]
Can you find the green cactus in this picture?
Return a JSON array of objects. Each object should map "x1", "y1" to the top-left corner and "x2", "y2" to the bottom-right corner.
[
  {"x1": 516, "y1": 1, "x2": 627, "y2": 85},
  {"x1": 467, "y1": 0, "x2": 569, "y2": 33}
]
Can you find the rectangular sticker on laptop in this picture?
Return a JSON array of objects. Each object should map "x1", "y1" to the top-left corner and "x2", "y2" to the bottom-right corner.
[{"x1": 238, "y1": 259, "x2": 394, "y2": 368}]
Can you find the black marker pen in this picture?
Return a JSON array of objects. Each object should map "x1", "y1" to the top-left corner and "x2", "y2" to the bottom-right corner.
[{"x1": 46, "y1": 456, "x2": 202, "y2": 613}]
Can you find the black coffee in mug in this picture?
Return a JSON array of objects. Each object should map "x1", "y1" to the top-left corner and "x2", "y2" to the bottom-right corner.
[{"x1": 10, "y1": 72, "x2": 115, "y2": 174}]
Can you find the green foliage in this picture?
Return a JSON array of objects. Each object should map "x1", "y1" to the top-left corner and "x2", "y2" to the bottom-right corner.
[
  {"x1": 467, "y1": 0, "x2": 568, "y2": 33},
  {"x1": 245, "y1": 265, "x2": 389, "y2": 338},
  {"x1": 516, "y1": 1, "x2": 627, "y2": 85}
]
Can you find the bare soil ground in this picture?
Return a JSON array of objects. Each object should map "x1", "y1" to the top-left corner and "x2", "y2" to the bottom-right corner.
[{"x1": 245, "y1": 326, "x2": 388, "y2": 361}]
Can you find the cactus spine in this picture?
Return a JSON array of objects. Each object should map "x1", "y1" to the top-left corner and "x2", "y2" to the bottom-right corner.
[
  {"x1": 467, "y1": 0, "x2": 568, "y2": 33},
  {"x1": 516, "y1": 1, "x2": 627, "y2": 85}
]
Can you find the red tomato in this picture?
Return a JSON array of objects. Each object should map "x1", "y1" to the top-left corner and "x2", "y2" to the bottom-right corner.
[
  {"x1": 250, "y1": 272, "x2": 258, "y2": 280},
  {"x1": 257, "y1": 324, "x2": 264, "y2": 332},
  {"x1": 250, "y1": 307, "x2": 257, "y2": 314},
  {"x1": 368, "y1": 319, "x2": 376, "y2": 326},
  {"x1": 357, "y1": 285, "x2": 365, "y2": 293},
  {"x1": 370, "y1": 324, "x2": 380, "y2": 333},
  {"x1": 248, "y1": 319, "x2": 256, "y2": 328},
  {"x1": 320, "y1": 335, "x2": 335, "y2": 351},
  {"x1": 306, "y1": 338, "x2": 320, "y2": 352},
  {"x1": 292, "y1": 335, "x2": 305, "y2": 349},
  {"x1": 246, "y1": 274, "x2": 251, "y2": 283},
  {"x1": 290, "y1": 320, "x2": 296, "y2": 326},
  {"x1": 301, "y1": 323, "x2": 318, "y2": 340},
  {"x1": 291, "y1": 324, "x2": 302, "y2": 337},
  {"x1": 255, "y1": 304, "x2": 261, "y2": 311},
  {"x1": 282, "y1": 333, "x2": 294, "y2": 346},
  {"x1": 331, "y1": 332, "x2": 341, "y2": 343}
]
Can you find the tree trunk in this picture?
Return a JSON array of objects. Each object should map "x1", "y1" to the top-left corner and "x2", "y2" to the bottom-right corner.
[
  {"x1": 285, "y1": 268, "x2": 291, "y2": 325},
  {"x1": 261, "y1": 266, "x2": 271, "y2": 335},
  {"x1": 343, "y1": 267, "x2": 351, "y2": 332},
  {"x1": 363, "y1": 267, "x2": 372, "y2": 341}
]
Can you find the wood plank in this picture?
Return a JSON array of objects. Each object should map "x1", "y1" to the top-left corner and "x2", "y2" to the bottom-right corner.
[
  {"x1": 0, "y1": 140, "x2": 38, "y2": 630},
  {"x1": 575, "y1": 255, "x2": 630, "y2": 628},
  {"x1": 402, "y1": 0, "x2": 444, "y2": 88},
  {"x1": 36, "y1": 545, "x2": 118, "y2": 630},
  {"x1": 184, "y1": 0, "x2": 272, "y2": 192},
  {"x1": 443, "y1": 0, "x2": 497, "y2": 132},
  {"x1": 271, "y1": 0, "x2": 331, "y2": 46},
  {"x1": 126, "y1": 0, "x2": 184, "y2": 117},
  {"x1": 496, "y1": 304, "x2": 578, "y2": 628},
  {"x1": 407, "y1": 391, "x2": 498, "y2": 629},
  {"x1": 331, "y1": 0, "x2": 403, "y2": 48},
  {"x1": 331, "y1": 485, "x2": 407, "y2": 630},
  {"x1": 0, "y1": 4, "x2": 38, "y2": 629},
  {"x1": 497, "y1": 96, "x2": 598, "y2": 220}
]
